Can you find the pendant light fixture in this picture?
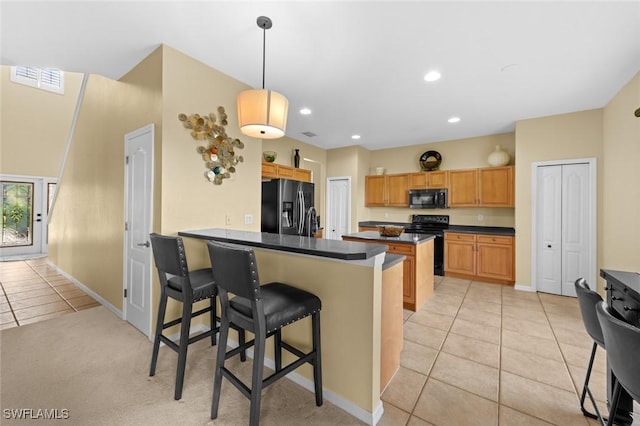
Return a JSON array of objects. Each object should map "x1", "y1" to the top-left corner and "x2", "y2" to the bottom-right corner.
[{"x1": 237, "y1": 16, "x2": 289, "y2": 139}]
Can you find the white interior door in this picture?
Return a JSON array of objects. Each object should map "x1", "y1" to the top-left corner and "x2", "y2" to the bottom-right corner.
[
  {"x1": 124, "y1": 124, "x2": 154, "y2": 337},
  {"x1": 326, "y1": 177, "x2": 351, "y2": 240},
  {"x1": 534, "y1": 161, "x2": 593, "y2": 296},
  {"x1": 0, "y1": 176, "x2": 54, "y2": 259}
]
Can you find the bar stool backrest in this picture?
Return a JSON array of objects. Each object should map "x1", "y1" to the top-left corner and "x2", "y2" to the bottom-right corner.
[
  {"x1": 596, "y1": 301, "x2": 640, "y2": 402},
  {"x1": 207, "y1": 240, "x2": 261, "y2": 301},
  {"x1": 575, "y1": 278, "x2": 605, "y2": 347}
]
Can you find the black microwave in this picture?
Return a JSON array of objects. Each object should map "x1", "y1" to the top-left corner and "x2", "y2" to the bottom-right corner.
[{"x1": 409, "y1": 188, "x2": 448, "y2": 209}]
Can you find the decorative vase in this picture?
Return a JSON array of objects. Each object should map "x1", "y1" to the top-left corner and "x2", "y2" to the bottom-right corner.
[
  {"x1": 294, "y1": 149, "x2": 300, "y2": 168},
  {"x1": 487, "y1": 145, "x2": 510, "y2": 167}
]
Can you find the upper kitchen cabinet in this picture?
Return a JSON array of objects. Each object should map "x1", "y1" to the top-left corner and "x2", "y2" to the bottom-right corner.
[
  {"x1": 448, "y1": 166, "x2": 514, "y2": 208},
  {"x1": 478, "y1": 166, "x2": 514, "y2": 207},
  {"x1": 262, "y1": 162, "x2": 311, "y2": 183},
  {"x1": 408, "y1": 171, "x2": 448, "y2": 189},
  {"x1": 448, "y1": 169, "x2": 478, "y2": 207},
  {"x1": 365, "y1": 174, "x2": 409, "y2": 207}
]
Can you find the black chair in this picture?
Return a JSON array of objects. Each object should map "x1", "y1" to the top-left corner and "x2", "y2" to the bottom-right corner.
[
  {"x1": 148, "y1": 233, "x2": 221, "y2": 400},
  {"x1": 207, "y1": 240, "x2": 323, "y2": 426},
  {"x1": 574, "y1": 278, "x2": 606, "y2": 422},
  {"x1": 595, "y1": 301, "x2": 640, "y2": 426}
]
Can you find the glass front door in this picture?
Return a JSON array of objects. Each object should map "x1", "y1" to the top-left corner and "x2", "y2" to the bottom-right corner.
[{"x1": 0, "y1": 176, "x2": 56, "y2": 258}]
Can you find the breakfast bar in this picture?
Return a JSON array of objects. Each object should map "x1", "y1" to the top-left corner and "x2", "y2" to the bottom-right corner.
[{"x1": 178, "y1": 228, "x2": 390, "y2": 425}]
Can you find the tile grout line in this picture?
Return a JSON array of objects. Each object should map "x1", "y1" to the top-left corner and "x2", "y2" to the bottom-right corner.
[{"x1": 24, "y1": 260, "x2": 79, "y2": 315}]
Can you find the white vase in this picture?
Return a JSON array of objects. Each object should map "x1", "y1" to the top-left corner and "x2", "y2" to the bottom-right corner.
[{"x1": 487, "y1": 145, "x2": 510, "y2": 167}]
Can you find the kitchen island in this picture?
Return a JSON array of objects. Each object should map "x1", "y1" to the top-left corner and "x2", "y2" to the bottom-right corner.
[
  {"x1": 342, "y1": 232, "x2": 435, "y2": 311},
  {"x1": 178, "y1": 228, "x2": 389, "y2": 425}
]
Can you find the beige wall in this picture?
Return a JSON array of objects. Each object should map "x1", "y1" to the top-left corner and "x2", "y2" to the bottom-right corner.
[
  {"x1": 602, "y1": 72, "x2": 640, "y2": 274},
  {"x1": 365, "y1": 133, "x2": 516, "y2": 227},
  {"x1": 0, "y1": 66, "x2": 83, "y2": 177},
  {"x1": 48, "y1": 48, "x2": 163, "y2": 309},
  {"x1": 514, "y1": 109, "x2": 604, "y2": 289}
]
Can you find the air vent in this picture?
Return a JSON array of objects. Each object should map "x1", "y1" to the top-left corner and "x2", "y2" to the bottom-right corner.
[{"x1": 301, "y1": 131, "x2": 317, "y2": 137}]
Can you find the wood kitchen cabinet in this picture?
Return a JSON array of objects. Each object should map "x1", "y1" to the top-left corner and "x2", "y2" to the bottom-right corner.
[
  {"x1": 448, "y1": 166, "x2": 514, "y2": 207},
  {"x1": 365, "y1": 174, "x2": 409, "y2": 207},
  {"x1": 444, "y1": 232, "x2": 514, "y2": 284},
  {"x1": 261, "y1": 162, "x2": 311, "y2": 182},
  {"x1": 408, "y1": 171, "x2": 448, "y2": 189}
]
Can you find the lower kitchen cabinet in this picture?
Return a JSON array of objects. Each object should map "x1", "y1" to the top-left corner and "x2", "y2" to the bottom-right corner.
[{"x1": 444, "y1": 232, "x2": 514, "y2": 284}]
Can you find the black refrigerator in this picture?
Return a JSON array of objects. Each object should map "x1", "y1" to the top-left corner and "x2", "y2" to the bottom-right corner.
[{"x1": 261, "y1": 179, "x2": 316, "y2": 236}]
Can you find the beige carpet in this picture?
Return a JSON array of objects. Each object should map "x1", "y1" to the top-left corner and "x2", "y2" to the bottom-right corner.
[{"x1": 0, "y1": 307, "x2": 362, "y2": 425}]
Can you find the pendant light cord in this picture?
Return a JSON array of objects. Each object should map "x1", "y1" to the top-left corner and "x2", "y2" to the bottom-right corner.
[{"x1": 261, "y1": 26, "x2": 266, "y2": 89}]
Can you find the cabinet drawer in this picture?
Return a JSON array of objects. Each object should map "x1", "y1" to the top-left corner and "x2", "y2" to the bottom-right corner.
[
  {"x1": 477, "y1": 235, "x2": 513, "y2": 245},
  {"x1": 445, "y1": 233, "x2": 476, "y2": 242},
  {"x1": 387, "y1": 243, "x2": 415, "y2": 256}
]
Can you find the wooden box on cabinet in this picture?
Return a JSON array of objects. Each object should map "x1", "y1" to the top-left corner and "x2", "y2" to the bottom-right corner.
[
  {"x1": 365, "y1": 174, "x2": 409, "y2": 207},
  {"x1": 444, "y1": 232, "x2": 514, "y2": 284}
]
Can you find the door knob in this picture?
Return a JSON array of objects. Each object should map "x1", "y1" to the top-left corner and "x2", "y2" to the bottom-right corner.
[
  {"x1": 137, "y1": 242, "x2": 150, "y2": 247},
  {"x1": 547, "y1": 244, "x2": 552, "y2": 248}
]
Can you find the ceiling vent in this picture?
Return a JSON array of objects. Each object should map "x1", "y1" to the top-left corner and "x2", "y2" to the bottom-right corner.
[{"x1": 301, "y1": 131, "x2": 317, "y2": 137}]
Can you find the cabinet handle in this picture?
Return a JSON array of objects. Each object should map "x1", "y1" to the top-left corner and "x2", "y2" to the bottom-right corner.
[
  {"x1": 623, "y1": 306, "x2": 639, "y2": 312},
  {"x1": 604, "y1": 286, "x2": 611, "y2": 291},
  {"x1": 611, "y1": 296, "x2": 623, "y2": 301}
]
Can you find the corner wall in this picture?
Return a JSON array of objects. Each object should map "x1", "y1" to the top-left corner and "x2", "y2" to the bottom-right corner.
[{"x1": 602, "y1": 72, "x2": 640, "y2": 274}]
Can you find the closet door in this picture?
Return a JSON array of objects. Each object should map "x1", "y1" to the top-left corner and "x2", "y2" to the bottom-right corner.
[{"x1": 535, "y1": 163, "x2": 590, "y2": 297}]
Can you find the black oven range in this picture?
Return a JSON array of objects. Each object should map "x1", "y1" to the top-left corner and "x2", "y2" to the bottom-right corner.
[{"x1": 404, "y1": 214, "x2": 449, "y2": 276}]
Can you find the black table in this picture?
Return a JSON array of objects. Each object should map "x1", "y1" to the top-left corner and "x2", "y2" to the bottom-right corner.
[{"x1": 600, "y1": 269, "x2": 640, "y2": 425}]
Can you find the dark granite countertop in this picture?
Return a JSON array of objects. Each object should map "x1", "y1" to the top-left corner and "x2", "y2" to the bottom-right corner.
[
  {"x1": 358, "y1": 221, "x2": 515, "y2": 236},
  {"x1": 179, "y1": 228, "x2": 387, "y2": 261},
  {"x1": 446, "y1": 225, "x2": 515, "y2": 236},
  {"x1": 343, "y1": 231, "x2": 436, "y2": 244}
]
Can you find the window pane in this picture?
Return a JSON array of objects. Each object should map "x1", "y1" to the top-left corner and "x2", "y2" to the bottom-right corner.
[
  {"x1": 1, "y1": 182, "x2": 34, "y2": 247},
  {"x1": 47, "y1": 183, "x2": 57, "y2": 213}
]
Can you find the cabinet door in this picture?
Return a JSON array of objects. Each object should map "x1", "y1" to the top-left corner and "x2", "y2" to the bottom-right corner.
[
  {"x1": 479, "y1": 166, "x2": 513, "y2": 207},
  {"x1": 293, "y1": 168, "x2": 311, "y2": 182},
  {"x1": 427, "y1": 171, "x2": 448, "y2": 188},
  {"x1": 477, "y1": 235, "x2": 514, "y2": 281},
  {"x1": 365, "y1": 175, "x2": 387, "y2": 206},
  {"x1": 386, "y1": 174, "x2": 409, "y2": 206},
  {"x1": 402, "y1": 256, "x2": 415, "y2": 305},
  {"x1": 448, "y1": 169, "x2": 478, "y2": 206},
  {"x1": 444, "y1": 233, "x2": 476, "y2": 275},
  {"x1": 277, "y1": 164, "x2": 294, "y2": 179},
  {"x1": 408, "y1": 172, "x2": 428, "y2": 189},
  {"x1": 261, "y1": 162, "x2": 278, "y2": 179}
]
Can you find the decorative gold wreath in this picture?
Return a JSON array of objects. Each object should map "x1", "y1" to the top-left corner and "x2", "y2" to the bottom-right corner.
[{"x1": 178, "y1": 106, "x2": 245, "y2": 185}]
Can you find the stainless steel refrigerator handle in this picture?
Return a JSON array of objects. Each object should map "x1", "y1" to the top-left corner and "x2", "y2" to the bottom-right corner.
[{"x1": 298, "y1": 189, "x2": 305, "y2": 234}]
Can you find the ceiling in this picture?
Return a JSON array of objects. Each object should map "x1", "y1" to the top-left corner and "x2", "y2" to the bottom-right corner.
[{"x1": 2, "y1": 1, "x2": 639, "y2": 150}]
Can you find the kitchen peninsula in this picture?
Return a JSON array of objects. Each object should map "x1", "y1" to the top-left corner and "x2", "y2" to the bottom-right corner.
[
  {"x1": 178, "y1": 228, "x2": 389, "y2": 425},
  {"x1": 341, "y1": 232, "x2": 435, "y2": 311}
]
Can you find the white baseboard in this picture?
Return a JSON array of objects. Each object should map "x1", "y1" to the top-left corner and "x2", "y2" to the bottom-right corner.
[
  {"x1": 514, "y1": 283, "x2": 536, "y2": 292},
  {"x1": 46, "y1": 261, "x2": 122, "y2": 319}
]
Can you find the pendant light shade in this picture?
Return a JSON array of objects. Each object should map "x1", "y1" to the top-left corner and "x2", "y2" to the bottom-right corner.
[
  {"x1": 237, "y1": 89, "x2": 288, "y2": 139},
  {"x1": 237, "y1": 16, "x2": 289, "y2": 139}
]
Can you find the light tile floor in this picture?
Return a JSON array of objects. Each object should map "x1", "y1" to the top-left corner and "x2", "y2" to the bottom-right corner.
[
  {"x1": 2, "y1": 260, "x2": 638, "y2": 425},
  {"x1": 379, "y1": 275, "x2": 640, "y2": 426},
  {"x1": 0, "y1": 257, "x2": 100, "y2": 329}
]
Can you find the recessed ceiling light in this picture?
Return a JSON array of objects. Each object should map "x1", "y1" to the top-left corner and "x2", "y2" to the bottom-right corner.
[
  {"x1": 448, "y1": 117, "x2": 461, "y2": 123},
  {"x1": 351, "y1": 135, "x2": 361, "y2": 140},
  {"x1": 424, "y1": 71, "x2": 441, "y2": 82},
  {"x1": 300, "y1": 107, "x2": 312, "y2": 115}
]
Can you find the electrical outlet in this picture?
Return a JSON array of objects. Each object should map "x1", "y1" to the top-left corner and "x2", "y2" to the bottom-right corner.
[
  {"x1": 477, "y1": 214, "x2": 484, "y2": 222},
  {"x1": 384, "y1": 212, "x2": 389, "y2": 218},
  {"x1": 244, "y1": 214, "x2": 253, "y2": 225},
  {"x1": 225, "y1": 214, "x2": 231, "y2": 226}
]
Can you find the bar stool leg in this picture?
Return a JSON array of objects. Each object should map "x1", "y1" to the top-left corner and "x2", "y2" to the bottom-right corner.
[
  {"x1": 312, "y1": 311, "x2": 323, "y2": 406},
  {"x1": 274, "y1": 329, "x2": 282, "y2": 372},
  {"x1": 211, "y1": 314, "x2": 230, "y2": 420},
  {"x1": 249, "y1": 328, "x2": 266, "y2": 426},
  {"x1": 210, "y1": 296, "x2": 217, "y2": 346},
  {"x1": 174, "y1": 300, "x2": 192, "y2": 400},
  {"x1": 149, "y1": 290, "x2": 168, "y2": 377}
]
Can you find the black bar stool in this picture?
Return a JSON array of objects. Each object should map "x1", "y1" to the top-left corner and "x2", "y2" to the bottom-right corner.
[
  {"x1": 207, "y1": 240, "x2": 323, "y2": 426},
  {"x1": 574, "y1": 278, "x2": 606, "y2": 422},
  {"x1": 149, "y1": 233, "x2": 246, "y2": 400},
  {"x1": 595, "y1": 301, "x2": 640, "y2": 426}
]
